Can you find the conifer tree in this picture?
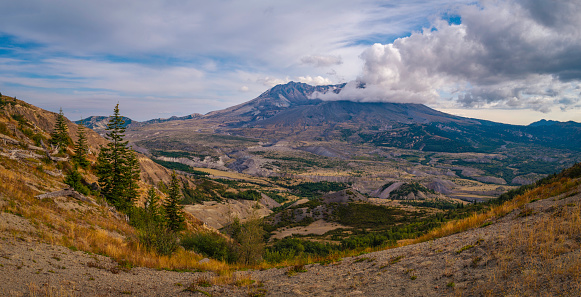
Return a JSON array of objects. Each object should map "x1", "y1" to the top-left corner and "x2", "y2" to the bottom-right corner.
[
  {"x1": 73, "y1": 120, "x2": 90, "y2": 168},
  {"x1": 164, "y1": 172, "x2": 185, "y2": 231},
  {"x1": 96, "y1": 104, "x2": 140, "y2": 211},
  {"x1": 144, "y1": 186, "x2": 161, "y2": 219},
  {"x1": 50, "y1": 108, "x2": 71, "y2": 151}
]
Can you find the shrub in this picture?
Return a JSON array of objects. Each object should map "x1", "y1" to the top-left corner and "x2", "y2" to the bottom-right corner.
[
  {"x1": 238, "y1": 190, "x2": 261, "y2": 201},
  {"x1": 264, "y1": 238, "x2": 339, "y2": 263},
  {"x1": 64, "y1": 169, "x2": 91, "y2": 196},
  {"x1": 0, "y1": 122, "x2": 10, "y2": 136},
  {"x1": 130, "y1": 205, "x2": 179, "y2": 256},
  {"x1": 181, "y1": 232, "x2": 237, "y2": 263},
  {"x1": 31, "y1": 133, "x2": 46, "y2": 147},
  {"x1": 227, "y1": 216, "x2": 265, "y2": 265},
  {"x1": 152, "y1": 229, "x2": 180, "y2": 256}
]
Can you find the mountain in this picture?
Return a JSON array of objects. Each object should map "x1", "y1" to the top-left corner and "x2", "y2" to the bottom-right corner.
[
  {"x1": 197, "y1": 82, "x2": 581, "y2": 152},
  {"x1": 206, "y1": 81, "x2": 475, "y2": 127},
  {"x1": 76, "y1": 113, "x2": 203, "y2": 134},
  {"x1": 2, "y1": 89, "x2": 581, "y2": 297},
  {"x1": 76, "y1": 115, "x2": 134, "y2": 132},
  {"x1": 116, "y1": 82, "x2": 581, "y2": 192},
  {"x1": 528, "y1": 119, "x2": 581, "y2": 127},
  {"x1": 77, "y1": 82, "x2": 580, "y2": 154}
]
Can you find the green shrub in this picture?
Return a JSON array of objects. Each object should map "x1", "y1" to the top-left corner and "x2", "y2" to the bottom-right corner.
[
  {"x1": 64, "y1": 169, "x2": 91, "y2": 196},
  {"x1": 0, "y1": 122, "x2": 10, "y2": 136},
  {"x1": 288, "y1": 181, "x2": 349, "y2": 198},
  {"x1": 238, "y1": 190, "x2": 261, "y2": 201},
  {"x1": 31, "y1": 133, "x2": 45, "y2": 146},
  {"x1": 153, "y1": 229, "x2": 180, "y2": 256},
  {"x1": 181, "y1": 232, "x2": 237, "y2": 263},
  {"x1": 264, "y1": 238, "x2": 339, "y2": 263},
  {"x1": 130, "y1": 207, "x2": 180, "y2": 256}
]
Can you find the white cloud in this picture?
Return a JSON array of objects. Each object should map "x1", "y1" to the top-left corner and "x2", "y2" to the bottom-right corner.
[
  {"x1": 300, "y1": 55, "x2": 342, "y2": 67},
  {"x1": 317, "y1": 0, "x2": 581, "y2": 114},
  {"x1": 0, "y1": 57, "x2": 205, "y2": 96},
  {"x1": 297, "y1": 76, "x2": 333, "y2": 86},
  {"x1": 256, "y1": 76, "x2": 290, "y2": 88},
  {"x1": 2, "y1": 0, "x2": 580, "y2": 123}
]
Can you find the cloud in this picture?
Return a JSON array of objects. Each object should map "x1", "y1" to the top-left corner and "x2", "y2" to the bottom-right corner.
[
  {"x1": 297, "y1": 76, "x2": 333, "y2": 86},
  {"x1": 300, "y1": 55, "x2": 342, "y2": 67},
  {"x1": 256, "y1": 76, "x2": 290, "y2": 88},
  {"x1": 239, "y1": 86, "x2": 249, "y2": 92},
  {"x1": 0, "y1": 57, "x2": 205, "y2": 96},
  {"x1": 316, "y1": 0, "x2": 581, "y2": 113}
]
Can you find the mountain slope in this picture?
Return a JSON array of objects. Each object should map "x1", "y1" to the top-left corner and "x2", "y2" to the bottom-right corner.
[{"x1": 124, "y1": 81, "x2": 581, "y2": 153}]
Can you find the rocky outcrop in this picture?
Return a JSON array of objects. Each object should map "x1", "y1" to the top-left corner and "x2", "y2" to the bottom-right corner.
[
  {"x1": 373, "y1": 182, "x2": 404, "y2": 199},
  {"x1": 427, "y1": 179, "x2": 456, "y2": 195}
]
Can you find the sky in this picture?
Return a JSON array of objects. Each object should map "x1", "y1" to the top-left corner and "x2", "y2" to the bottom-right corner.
[{"x1": 0, "y1": 0, "x2": 580, "y2": 125}]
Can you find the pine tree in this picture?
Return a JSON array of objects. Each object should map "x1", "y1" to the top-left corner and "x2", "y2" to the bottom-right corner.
[
  {"x1": 95, "y1": 104, "x2": 140, "y2": 211},
  {"x1": 73, "y1": 120, "x2": 90, "y2": 168},
  {"x1": 50, "y1": 108, "x2": 71, "y2": 151},
  {"x1": 164, "y1": 171, "x2": 185, "y2": 231},
  {"x1": 144, "y1": 186, "x2": 161, "y2": 219}
]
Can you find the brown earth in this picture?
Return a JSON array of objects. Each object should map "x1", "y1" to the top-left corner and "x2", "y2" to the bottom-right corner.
[{"x1": 2, "y1": 186, "x2": 580, "y2": 296}]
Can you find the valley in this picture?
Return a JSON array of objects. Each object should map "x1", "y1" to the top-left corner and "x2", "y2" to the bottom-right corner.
[{"x1": 108, "y1": 82, "x2": 580, "y2": 236}]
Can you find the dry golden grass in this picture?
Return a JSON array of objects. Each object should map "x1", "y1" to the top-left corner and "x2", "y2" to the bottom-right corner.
[
  {"x1": 0, "y1": 154, "x2": 238, "y2": 274},
  {"x1": 193, "y1": 167, "x2": 266, "y2": 184},
  {"x1": 407, "y1": 177, "x2": 581, "y2": 245},
  {"x1": 473, "y1": 200, "x2": 581, "y2": 295}
]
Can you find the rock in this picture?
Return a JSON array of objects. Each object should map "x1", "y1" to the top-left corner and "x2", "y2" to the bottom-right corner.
[
  {"x1": 377, "y1": 182, "x2": 404, "y2": 199},
  {"x1": 427, "y1": 179, "x2": 456, "y2": 195},
  {"x1": 198, "y1": 258, "x2": 210, "y2": 264}
]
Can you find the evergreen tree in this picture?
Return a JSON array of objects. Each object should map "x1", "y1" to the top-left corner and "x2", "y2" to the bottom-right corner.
[
  {"x1": 95, "y1": 104, "x2": 140, "y2": 211},
  {"x1": 144, "y1": 185, "x2": 161, "y2": 219},
  {"x1": 164, "y1": 171, "x2": 185, "y2": 231},
  {"x1": 50, "y1": 108, "x2": 71, "y2": 151},
  {"x1": 64, "y1": 169, "x2": 90, "y2": 195},
  {"x1": 73, "y1": 120, "x2": 90, "y2": 168}
]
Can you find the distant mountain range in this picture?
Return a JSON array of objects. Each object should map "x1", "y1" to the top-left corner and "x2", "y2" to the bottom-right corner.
[
  {"x1": 82, "y1": 81, "x2": 581, "y2": 153},
  {"x1": 76, "y1": 114, "x2": 202, "y2": 132}
]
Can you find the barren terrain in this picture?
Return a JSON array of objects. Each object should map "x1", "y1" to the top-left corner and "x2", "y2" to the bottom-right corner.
[{"x1": 2, "y1": 183, "x2": 580, "y2": 296}]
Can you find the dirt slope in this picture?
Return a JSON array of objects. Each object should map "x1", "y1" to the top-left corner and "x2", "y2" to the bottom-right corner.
[{"x1": 2, "y1": 184, "x2": 579, "y2": 296}]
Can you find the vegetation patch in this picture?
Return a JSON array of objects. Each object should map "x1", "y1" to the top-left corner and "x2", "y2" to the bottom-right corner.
[
  {"x1": 152, "y1": 159, "x2": 210, "y2": 176},
  {"x1": 400, "y1": 199, "x2": 464, "y2": 210},
  {"x1": 288, "y1": 181, "x2": 349, "y2": 199},
  {"x1": 286, "y1": 264, "x2": 307, "y2": 276},
  {"x1": 389, "y1": 182, "x2": 435, "y2": 199}
]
